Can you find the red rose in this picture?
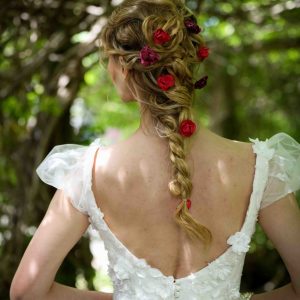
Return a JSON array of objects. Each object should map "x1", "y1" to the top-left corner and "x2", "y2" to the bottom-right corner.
[
  {"x1": 139, "y1": 45, "x2": 160, "y2": 66},
  {"x1": 179, "y1": 120, "x2": 197, "y2": 137},
  {"x1": 197, "y1": 46, "x2": 209, "y2": 60},
  {"x1": 153, "y1": 28, "x2": 171, "y2": 45},
  {"x1": 186, "y1": 199, "x2": 192, "y2": 209},
  {"x1": 157, "y1": 74, "x2": 175, "y2": 91}
]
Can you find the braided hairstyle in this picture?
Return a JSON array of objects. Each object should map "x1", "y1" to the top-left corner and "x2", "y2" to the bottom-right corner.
[{"x1": 100, "y1": 0, "x2": 212, "y2": 246}]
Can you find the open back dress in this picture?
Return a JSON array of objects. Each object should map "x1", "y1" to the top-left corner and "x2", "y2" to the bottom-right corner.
[{"x1": 36, "y1": 132, "x2": 300, "y2": 300}]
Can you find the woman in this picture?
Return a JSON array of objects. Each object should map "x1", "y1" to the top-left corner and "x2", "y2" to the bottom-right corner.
[{"x1": 10, "y1": 0, "x2": 300, "y2": 299}]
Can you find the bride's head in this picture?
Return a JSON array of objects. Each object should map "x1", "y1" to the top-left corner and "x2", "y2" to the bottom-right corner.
[
  {"x1": 99, "y1": 0, "x2": 212, "y2": 245},
  {"x1": 100, "y1": 0, "x2": 206, "y2": 103}
]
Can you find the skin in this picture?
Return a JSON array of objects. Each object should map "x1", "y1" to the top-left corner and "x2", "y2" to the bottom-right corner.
[
  {"x1": 10, "y1": 56, "x2": 300, "y2": 300},
  {"x1": 107, "y1": 56, "x2": 134, "y2": 103}
]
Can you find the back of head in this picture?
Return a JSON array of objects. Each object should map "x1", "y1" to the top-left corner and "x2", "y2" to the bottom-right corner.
[{"x1": 100, "y1": 0, "x2": 212, "y2": 246}]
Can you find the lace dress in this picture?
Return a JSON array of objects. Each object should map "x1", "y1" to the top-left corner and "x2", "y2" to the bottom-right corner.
[{"x1": 36, "y1": 132, "x2": 300, "y2": 300}]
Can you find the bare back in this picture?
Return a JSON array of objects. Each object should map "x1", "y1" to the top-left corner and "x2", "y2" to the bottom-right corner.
[{"x1": 92, "y1": 126, "x2": 256, "y2": 279}]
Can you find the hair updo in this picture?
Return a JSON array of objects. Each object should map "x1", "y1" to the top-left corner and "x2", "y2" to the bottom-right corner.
[{"x1": 100, "y1": 0, "x2": 212, "y2": 246}]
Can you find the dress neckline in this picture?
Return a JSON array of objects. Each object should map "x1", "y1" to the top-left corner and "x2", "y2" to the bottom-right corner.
[{"x1": 87, "y1": 139, "x2": 263, "y2": 282}]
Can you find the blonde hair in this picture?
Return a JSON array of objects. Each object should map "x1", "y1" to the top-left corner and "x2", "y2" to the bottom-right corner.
[{"x1": 100, "y1": 0, "x2": 212, "y2": 246}]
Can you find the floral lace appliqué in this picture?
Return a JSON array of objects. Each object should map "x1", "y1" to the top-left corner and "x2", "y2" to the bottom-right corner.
[
  {"x1": 228, "y1": 287, "x2": 241, "y2": 299},
  {"x1": 208, "y1": 258, "x2": 233, "y2": 280},
  {"x1": 249, "y1": 138, "x2": 275, "y2": 160},
  {"x1": 227, "y1": 231, "x2": 251, "y2": 255}
]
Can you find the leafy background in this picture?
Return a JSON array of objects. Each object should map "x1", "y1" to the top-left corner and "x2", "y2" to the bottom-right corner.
[{"x1": 1, "y1": 0, "x2": 299, "y2": 298}]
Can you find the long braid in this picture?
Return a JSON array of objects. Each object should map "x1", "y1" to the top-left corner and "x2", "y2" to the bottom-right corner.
[
  {"x1": 156, "y1": 80, "x2": 212, "y2": 245},
  {"x1": 100, "y1": 0, "x2": 212, "y2": 245}
]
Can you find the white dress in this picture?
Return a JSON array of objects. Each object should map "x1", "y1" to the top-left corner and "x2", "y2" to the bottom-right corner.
[{"x1": 36, "y1": 132, "x2": 300, "y2": 300}]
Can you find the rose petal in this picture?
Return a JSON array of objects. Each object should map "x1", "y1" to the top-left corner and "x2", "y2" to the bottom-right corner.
[
  {"x1": 140, "y1": 45, "x2": 160, "y2": 66},
  {"x1": 197, "y1": 46, "x2": 210, "y2": 60},
  {"x1": 179, "y1": 120, "x2": 197, "y2": 137},
  {"x1": 157, "y1": 74, "x2": 175, "y2": 91},
  {"x1": 153, "y1": 28, "x2": 171, "y2": 45}
]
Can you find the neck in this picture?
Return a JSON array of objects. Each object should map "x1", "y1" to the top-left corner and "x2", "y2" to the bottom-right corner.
[
  {"x1": 135, "y1": 105, "x2": 203, "y2": 140},
  {"x1": 137, "y1": 108, "x2": 158, "y2": 137}
]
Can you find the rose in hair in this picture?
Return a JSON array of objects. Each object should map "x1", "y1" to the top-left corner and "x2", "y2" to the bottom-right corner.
[
  {"x1": 157, "y1": 74, "x2": 175, "y2": 91},
  {"x1": 186, "y1": 199, "x2": 192, "y2": 209},
  {"x1": 139, "y1": 45, "x2": 160, "y2": 66},
  {"x1": 194, "y1": 76, "x2": 208, "y2": 89},
  {"x1": 179, "y1": 120, "x2": 197, "y2": 137},
  {"x1": 184, "y1": 18, "x2": 201, "y2": 34},
  {"x1": 197, "y1": 46, "x2": 209, "y2": 60},
  {"x1": 153, "y1": 28, "x2": 171, "y2": 45}
]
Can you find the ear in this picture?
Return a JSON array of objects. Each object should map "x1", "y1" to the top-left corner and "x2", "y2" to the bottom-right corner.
[{"x1": 119, "y1": 56, "x2": 129, "y2": 78}]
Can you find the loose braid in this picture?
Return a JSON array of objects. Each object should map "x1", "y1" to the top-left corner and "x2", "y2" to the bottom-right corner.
[{"x1": 100, "y1": 0, "x2": 212, "y2": 246}]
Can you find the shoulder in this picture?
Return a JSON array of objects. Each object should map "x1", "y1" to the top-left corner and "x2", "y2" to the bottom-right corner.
[
  {"x1": 220, "y1": 131, "x2": 300, "y2": 167},
  {"x1": 197, "y1": 127, "x2": 256, "y2": 168},
  {"x1": 92, "y1": 138, "x2": 128, "y2": 185},
  {"x1": 93, "y1": 138, "x2": 130, "y2": 174},
  {"x1": 192, "y1": 128, "x2": 257, "y2": 198},
  {"x1": 223, "y1": 136, "x2": 257, "y2": 188}
]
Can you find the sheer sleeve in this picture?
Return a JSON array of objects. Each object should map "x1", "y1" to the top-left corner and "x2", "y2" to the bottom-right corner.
[
  {"x1": 36, "y1": 141, "x2": 100, "y2": 215},
  {"x1": 260, "y1": 132, "x2": 300, "y2": 210}
]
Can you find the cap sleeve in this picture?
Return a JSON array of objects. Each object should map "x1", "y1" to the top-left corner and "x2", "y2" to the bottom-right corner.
[
  {"x1": 260, "y1": 132, "x2": 300, "y2": 210},
  {"x1": 36, "y1": 140, "x2": 100, "y2": 215}
]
